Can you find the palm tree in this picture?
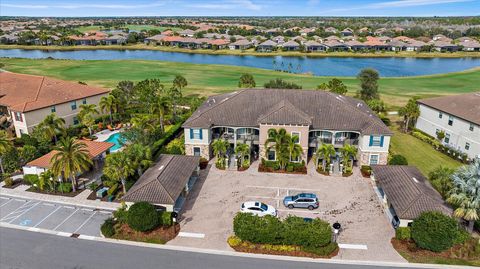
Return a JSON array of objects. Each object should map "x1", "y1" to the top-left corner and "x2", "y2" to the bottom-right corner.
[
  {"x1": 125, "y1": 143, "x2": 152, "y2": 177},
  {"x1": 173, "y1": 75, "x2": 188, "y2": 90},
  {"x1": 235, "y1": 143, "x2": 250, "y2": 167},
  {"x1": 315, "y1": 144, "x2": 336, "y2": 171},
  {"x1": 447, "y1": 159, "x2": 480, "y2": 233},
  {"x1": 99, "y1": 94, "x2": 118, "y2": 125},
  {"x1": 212, "y1": 139, "x2": 229, "y2": 159},
  {"x1": 154, "y1": 95, "x2": 170, "y2": 133},
  {"x1": 50, "y1": 137, "x2": 92, "y2": 192},
  {"x1": 103, "y1": 152, "x2": 135, "y2": 194},
  {"x1": 398, "y1": 97, "x2": 420, "y2": 133},
  {"x1": 0, "y1": 130, "x2": 13, "y2": 175},
  {"x1": 287, "y1": 134, "x2": 303, "y2": 162},
  {"x1": 429, "y1": 166, "x2": 455, "y2": 198},
  {"x1": 264, "y1": 128, "x2": 289, "y2": 170},
  {"x1": 169, "y1": 87, "x2": 182, "y2": 122},
  {"x1": 78, "y1": 104, "x2": 99, "y2": 137},
  {"x1": 339, "y1": 144, "x2": 358, "y2": 172},
  {"x1": 37, "y1": 113, "x2": 65, "y2": 143}
]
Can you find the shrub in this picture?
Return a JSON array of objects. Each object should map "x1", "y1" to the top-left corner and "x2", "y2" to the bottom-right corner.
[
  {"x1": 395, "y1": 227, "x2": 411, "y2": 240},
  {"x1": 360, "y1": 165, "x2": 371, "y2": 176},
  {"x1": 127, "y1": 202, "x2": 160, "y2": 232},
  {"x1": 283, "y1": 216, "x2": 332, "y2": 248},
  {"x1": 23, "y1": 174, "x2": 39, "y2": 186},
  {"x1": 57, "y1": 182, "x2": 72, "y2": 193},
  {"x1": 4, "y1": 177, "x2": 14, "y2": 187},
  {"x1": 101, "y1": 217, "x2": 116, "y2": 237},
  {"x1": 453, "y1": 228, "x2": 470, "y2": 245},
  {"x1": 88, "y1": 182, "x2": 99, "y2": 191},
  {"x1": 389, "y1": 154, "x2": 408, "y2": 165},
  {"x1": 159, "y1": 211, "x2": 173, "y2": 227},
  {"x1": 227, "y1": 235, "x2": 242, "y2": 247},
  {"x1": 107, "y1": 184, "x2": 118, "y2": 196},
  {"x1": 286, "y1": 164, "x2": 294, "y2": 172},
  {"x1": 199, "y1": 157, "x2": 208, "y2": 169},
  {"x1": 113, "y1": 203, "x2": 128, "y2": 224},
  {"x1": 302, "y1": 242, "x2": 338, "y2": 256},
  {"x1": 411, "y1": 211, "x2": 459, "y2": 252},
  {"x1": 233, "y1": 213, "x2": 284, "y2": 245}
]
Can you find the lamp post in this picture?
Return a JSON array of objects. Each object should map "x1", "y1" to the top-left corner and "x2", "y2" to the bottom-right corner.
[
  {"x1": 58, "y1": 177, "x2": 63, "y2": 194},
  {"x1": 332, "y1": 222, "x2": 341, "y2": 243},
  {"x1": 50, "y1": 177, "x2": 54, "y2": 192},
  {"x1": 171, "y1": 211, "x2": 178, "y2": 234}
]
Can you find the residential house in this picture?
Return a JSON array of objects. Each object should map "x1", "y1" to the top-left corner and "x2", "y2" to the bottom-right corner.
[
  {"x1": 0, "y1": 72, "x2": 109, "y2": 137},
  {"x1": 183, "y1": 89, "x2": 392, "y2": 168},
  {"x1": 371, "y1": 165, "x2": 452, "y2": 227},
  {"x1": 387, "y1": 40, "x2": 408, "y2": 51},
  {"x1": 304, "y1": 40, "x2": 327, "y2": 52},
  {"x1": 178, "y1": 29, "x2": 195, "y2": 37},
  {"x1": 341, "y1": 28, "x2": 354, "y2": 37},
  {"x1": 459, "y1": 40, "x2": 480, "y2": 51},
  {"x1": 324, "y1": 40, "x2": 349, "y2": 51},
  {"x1": 432, "y1": 41, "x2": 459, "y2": 52},
  {"x1": 256, "y1": 40, "x2": 277, "y2": 52},
  {"x1": 415, "y1": 92, "x2": 480, "y2": 160},
  {"x1": 123, "y1": 154, "x2": 200, "y2": 212},
  {"x1": 281, "y1": 40, "x2": 300, "y2": 51},
  {"x1": 345, "y1": 40, "x2": 369, "y2": 51},
  {"x1": 144, "y1": 34, "x2": 166, "y2": 45},
  {"x1": 405, "y1": 40, "x2": 428, "y2": 51},
  {"x1": 324, "y1": 27, "x2": 338, "y2": 34},
  {"x1": 228, "y1": 39, "x2": 253, "y2": 50}
]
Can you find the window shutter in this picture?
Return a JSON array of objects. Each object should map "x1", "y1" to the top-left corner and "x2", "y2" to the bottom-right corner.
[
  {"x1": 190, "y1": 129, "x2": 194, "y2": 139},
  {"x1": 369, "y1": 136, "x2": 373, "y2": 146},
  {"x1": 380, "y1": 136, "x2": 384, "y2": 147},
  {"x1": 199, "y1": 129, "x2": 203, "y2": 140}
]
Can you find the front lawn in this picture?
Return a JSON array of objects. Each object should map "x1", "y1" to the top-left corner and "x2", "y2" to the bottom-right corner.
[{"x1": 390, "y1": 129, "x2": 462, "y2": 175}]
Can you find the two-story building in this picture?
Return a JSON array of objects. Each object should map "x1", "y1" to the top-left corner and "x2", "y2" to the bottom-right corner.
[
  {"x1": 0, "y1": 71, "x2": 109, "y2": 137},
  {"x1": 416, "y1": 92, "x2": 480, "y2": 160},
  {"x1": 183, "y1": 89, "x2": 392, "y2": 166}
]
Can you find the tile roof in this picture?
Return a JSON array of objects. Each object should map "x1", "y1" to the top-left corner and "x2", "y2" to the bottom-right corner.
[
  {"x1": 123, "y1": 154, "x2": 200, "y2": 205},
  {"x1": 281, "y1": 40, "x2": 300, "y2": 47},
  {"x1": 418, "y1": 92, "x2": 480, "y2": 125},
  {"x1": 372, "y1": 165, "x2": 452, "y2": 220},
  {"x1": 26, "y1": 140, "x2": 114, "y2": 169},
  {"x1": 0, "y1": 72, "x2": 109, "y2": 112},
  {"x1": 183, "y1": 89, "x2": 392, "y2": 135}
]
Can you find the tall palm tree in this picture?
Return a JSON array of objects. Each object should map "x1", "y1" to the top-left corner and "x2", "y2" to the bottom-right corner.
[
  {"x1": 315, "y1": 144, "x2": 336, "y2": 171},
  {"x1": 287, "y1": 134, "x2": 303, "y2": 162},
  {"x1": 154, "y1": 95, "x2": 170, "y2": 133},
  {"x1": 428, "y1": 166, "x2": 455, "y2": 198},
  {"x1": 398, "y1": 97, "x2": 420, "y2": 133},
  {"x1": 235, "y1": 143, "x2": 250, "y2": 167},
  {"x1": 99, "y1": 94, "x2": 118, "y2": 125},
  {"x1": 103, "y1": 152, "x2": 135, "y2": 194},
  {"x1": 78, "y1": 104, "x2": 99, "y2": 136},
  {"x1": 0, "y1": 130, "x2": 13, "y2": 175},
  {"x1": 339, "y1": 144, "x2": 358, "y2": 172},
  {"x1": 169, "y1": 87, "x2": 182, "y2": 122},
  {"x1": 212, "y1": 139, "x2": 229, "y2": 159},
  {"x1": 447, "y1": 159, "x2": 480, "y2": 233},
  {"x1": 50, "y1": 137, "x2": 92, "y2": 192},
  {"x1": 125, "y1": 143, "x2": 152, "y2": 177},
  {"x1": 173, "y1": 75, "x2": 188, "y2": 90},
  {"x1": 37, "y1": 113, "x2": 65, "y2": 143},
  {"x1": 264, "y1": 128, "x2": 289, "y2": 170}
]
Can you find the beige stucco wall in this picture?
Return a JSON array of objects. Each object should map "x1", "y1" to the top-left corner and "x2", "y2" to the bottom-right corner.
[{"x1": 259, "y1": 124, "x2": 309, "y2": 161}]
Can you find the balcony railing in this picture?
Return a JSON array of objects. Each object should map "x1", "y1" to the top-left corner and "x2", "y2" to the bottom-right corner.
[
  {"x1": 236, "y1": 134, "x2": 259, "y2": 142},
  {"x1": 334, "y1": 138, "x2": 359, "y2": 146},
  {"x1": 309, "y1": 137, "x2": 333, "y2": 146}
]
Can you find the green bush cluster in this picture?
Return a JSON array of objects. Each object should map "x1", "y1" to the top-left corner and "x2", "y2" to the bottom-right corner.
[
  {"x1": 151, "y1": 122, "x2": 183, "y2": 158},
  {"x1": 233, "y1": 213, "x2": 333, "y2": 250},
  {"x1": 23, "y1": 174, "x2": 39, "y2": 185},
  {"x1": 101, "y1": 217, "x2": 116, "y2": 238},
  {"x1": 159, "y1": 211, "x2": 173, "y2": 227},
  {"x1": 411, "y1": 129, "x2": 469, "y2": 163},
  {"x1": 411, "y1": 211, "x2": 460, "y2": 252},
  {"x1": 360, "y1": 165, "x2": 371, "y2": 176},
  {"x1": 113, "y1": 203, "x2": 129, "y2": 224},
  {"x1": 57, "y1": 182, "x2": 72, "y2": 193},
  {"x1": 388, "y1": 154, "x2": 408, "y2": 165},
  {"x1": 260, "y1": 159, "x2": 306, "y2": 173},
  {"x1": 395, "y1": 227, "x2": 411, "y2": 240},
  {"x1": 127, "y1": 202, "x2": 160, "y2": 232},
  {"x1": 3, "y1": 177, "x2": 14, "y2": 187}
]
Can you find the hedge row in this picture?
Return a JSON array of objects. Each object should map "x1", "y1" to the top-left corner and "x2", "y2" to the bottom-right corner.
[
  {"x1": 152, "y1": 122, "x2": 184, "y2": 158},
  {"x1": 411, "y1": 129, "x2": 469, "y2": 163}
]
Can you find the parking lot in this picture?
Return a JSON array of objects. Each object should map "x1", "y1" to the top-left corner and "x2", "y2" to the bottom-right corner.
[{"x1": 0, "y1": 195, "x2": 112, "y2": 237}]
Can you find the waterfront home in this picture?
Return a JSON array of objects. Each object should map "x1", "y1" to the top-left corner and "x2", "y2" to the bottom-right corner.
[
  {"x1": 281, "y1": 40, "x2": 300, "y2": 51},
  {"x1": 459, "y1": 40, "x2": 480, "y2": 51},
  {"x1": 0, "y1": 72, "x2": 109, "y2": 137},
  {"x1": 182, "y1": 89, "x2": 392, "y2": 166},
  {"x1": 324, "y1": 40, "x2": 349, "y2": 51},
  {"x1": 432, "y1": 41, "x2": 459, "y2": 52},
  {"x1": 405, "y1": 40, "x2": 428, "y2": 51},
  {"x1": 415, "y1": 92, "x2": 480, "y2": 160},
  {"x1": 256, "y1": 40, "x2": 277, "y2": 52},
  {"x1": 123, "y1": 154, "x2": 200, "y2": 212},
  {"x1": 341, "y1": 28, "x2": 354, "y2": 37},
  {"x1": 387, "y1": 40, "x2": 408, "y2": 51},
  {"x1": 345, "y1": 40, "x2": 369, "y2": 51},
  {"x1": 304, "y1": 40, "x2": 326, "y2": 52},
  {"x1": 228, "y1": 39, "x2": 253, "y2": 50},
  {"x1": 371, "y1": 165, "x2": 452, "y2": 227}
]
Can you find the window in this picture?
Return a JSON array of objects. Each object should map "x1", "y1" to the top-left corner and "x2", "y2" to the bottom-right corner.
[
  {"x1": 448, "y1": 116, "x2": 453, "y2": 126},
  {"x1": 438, "y1": 112, "x2": 443, "y2": 119},
  {"x1": 465, "y1": 143, "x2": 470, "y2": 150},
  {"x1": 291, "y1": 132, "x2": 300, "y2": 144},
  {"x1": 369, "y1": 154, "x2": 379, "y2": 165},
  {"x1": 470, "y1": 124, "x2": 474, "y2": 132},
  {"x1": 13, "y1": 112, "x2": 23, "y2": 122},
  {"x1": 73, "y1": 116, "x2": 79, "y2": 125},
  {"x1": 71, "y1": 101, "x2": 77, "y2": 110},
  {"x1": 51, "y1": 106, "x2": 56, "y2": 113},
  {"x1": 369, "y1": 136, "x2": 383, "y2": 147},
  {"x1": 193, "y1": 147, "x2": 201, "y2": 156},
  {"x1": 191, "y1": 129, "x2": 202, "y2": 139},
  {"x1": 82, "y1": 98, "x2": 87, "y2": 105},
  {"x1": 267, "y1": 150, "x2": 276, "y2": 161},
  {"x1": 445, "y1": 133, "x2": 450, "y2": 144}
]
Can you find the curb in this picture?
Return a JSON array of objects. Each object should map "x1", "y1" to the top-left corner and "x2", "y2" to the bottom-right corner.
[{"x1": 0, "y1": 223, "x2": 472, "y2": 269}]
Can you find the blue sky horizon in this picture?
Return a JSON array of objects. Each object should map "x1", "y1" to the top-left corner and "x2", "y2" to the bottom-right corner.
[{"x1": 1, "y1": 0, "x2": 479, "y2": 17}]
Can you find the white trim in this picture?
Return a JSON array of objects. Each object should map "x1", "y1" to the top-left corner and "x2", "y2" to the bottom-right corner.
[
  {"x1": 369, "y1": 154, "x2": 380, "y2": 165},
  {"x1": 291, "y1": 131, "x2": 300, "y2": 144}
]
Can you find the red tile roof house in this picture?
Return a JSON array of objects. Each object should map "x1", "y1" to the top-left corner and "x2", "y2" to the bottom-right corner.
[
  {"x1": 182, "y1": 89, "x2": 392, "y2": 172},
  {"x1": 23, "y1": 140, "x2": 114, "y2": 183},
  {"x1": 0, "y1": 72, "x2": 109, "y2": 137}
]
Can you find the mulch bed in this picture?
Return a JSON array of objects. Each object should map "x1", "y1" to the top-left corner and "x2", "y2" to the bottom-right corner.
[
  {"x1": 25, "y1": 186, "x2": 84, "y2": 197},
  {"x1": 231, "y1": 243, "x2": 339, "y2": 259},
  {"x1": 112, "y1": 223, "x2": 180, "y2": 244},
  {"x1": 2, "y1": 180, "x2": 24, "y2": 189},
  {"x1": 316, "y1": 168, "x2": 330, "y2": 176},
  {"x1": 258, "y1": 164, "x2": 307, "y2": 175}
]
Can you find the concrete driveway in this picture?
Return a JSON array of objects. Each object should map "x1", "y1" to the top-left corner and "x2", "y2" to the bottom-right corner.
[{"x1": 167, "y1": 162, "x2": 405, "y2": 262}]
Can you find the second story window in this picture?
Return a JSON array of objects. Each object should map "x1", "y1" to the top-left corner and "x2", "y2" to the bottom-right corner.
[
  {"x1": 369, "y1": 135, "x2": 383, "y2": 147},
  {"x1": 51, "y1": 106, "x2": 56, "y2": 113},
  {"x1": 465, "y1": 142, "x2": 470, "y2": 150},
  {"x1": 190, "y1": 129, "x2": 202, "y2": 140},
  {"x1": 469, "y1": 124, "x2": 474, "y2": 132},
  {"x1": 13, "y1": 111, "x2": 23, "y2": 122},
  {"x1": 448, "y1": 116, "x2": 454, "y2": 126},
  {"x1": 82, "y1": 98, "x2": 87, "y2": 105},
  {"x1": 291, "y1": 132, "x2": 300, "y2": 144},
  {"x1": 438, "y1": 112, "x2": 443, "y2": 119},
  {"x1": 445, "y1": 133, "x2": 450, "y2": 143},
  {"x1": 73, "y1": 116, "x2": 79, "y2": 125},
  {"x1": 71, "y1": 101, "x2": 77, "y2": 110}
]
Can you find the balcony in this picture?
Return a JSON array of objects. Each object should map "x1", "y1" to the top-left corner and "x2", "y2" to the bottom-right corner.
[
  {"x1": 309, "y1": 137, "x2": 333, "y2": 147},
  {"x1": 236, "y1": 134, "x2": 259, "y2": 144},
  {"x1": 334, "y1": 138, "x2": 359, "y2": 147}
]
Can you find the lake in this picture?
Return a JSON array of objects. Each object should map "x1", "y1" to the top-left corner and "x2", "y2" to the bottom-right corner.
[{"x1": 1, "y1": 49, "x2": 479, "y2": 77}]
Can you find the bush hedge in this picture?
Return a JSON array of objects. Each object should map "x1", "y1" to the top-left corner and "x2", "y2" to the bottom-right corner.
[
  {"x1": 57, "y1": 182, "x2": 72, "y2": 193},
  {"x1": 127, "y1": 202, "x2": 160, "y2": 232},
  {"x1": 388, "y1": 154, "x2": 408, "y2": 165},
  {"x1": 395, "y1": 227, "x2": 411, "y2": 240},
  {"x1": 23, "y1": 174, "x2": 39, "y2": 186},
  {"x1": 159, "y1": 211, "x2": 173, "y2": 227},
  {"x1": 411, "y1": 129, "x2": 469, "y2": 163},
  {"x1": 101, "y1": 217, "x2": 116, "y2": 237},
  {"x1": 411, "y1": 211, "x2": 459, "y2": 252},
  {"x1": 3, "y1": 177, "x2": 14, "y2": 187}
]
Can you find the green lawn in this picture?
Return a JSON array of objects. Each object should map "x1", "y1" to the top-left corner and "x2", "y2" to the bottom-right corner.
[
  {"x1": 76, "y1": 25, "x2": 182, "y2": 33},
  {"x1": 390, "y1": 129, "x2": 463, "y2": 175},
  {"x1": 1, "y1": 58, "x2": 479, "y2": 108}
]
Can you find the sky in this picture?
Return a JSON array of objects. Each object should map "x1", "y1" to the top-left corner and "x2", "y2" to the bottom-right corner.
[{"x1": 0, "y1": 0, "x2": 479, "y2": 17}]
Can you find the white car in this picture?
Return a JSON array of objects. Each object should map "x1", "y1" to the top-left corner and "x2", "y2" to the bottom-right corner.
[{"x1": 240, "y1": 201, "x2": 277, "y2": 217}]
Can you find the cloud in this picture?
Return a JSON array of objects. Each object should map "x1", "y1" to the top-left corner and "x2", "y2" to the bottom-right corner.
[
  {"x1": 1, "y1": 1, "x2": 168, "y2": 10},
  {"x1": 188, "y1": 0, "x2": 261, "y2": 11}
]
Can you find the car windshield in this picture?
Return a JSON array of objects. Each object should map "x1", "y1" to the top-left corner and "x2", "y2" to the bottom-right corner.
[
  {"x1": 260, "y1": 203, "x2": 268, "y2": 211},
  {"x1": 291, "y1": 195, "x2": 299, "y2": 200}
]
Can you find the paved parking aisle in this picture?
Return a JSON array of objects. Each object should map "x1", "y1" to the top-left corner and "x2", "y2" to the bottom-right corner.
[{"x1": 0, "y1": 195, "x2": 112, "y2": 237}]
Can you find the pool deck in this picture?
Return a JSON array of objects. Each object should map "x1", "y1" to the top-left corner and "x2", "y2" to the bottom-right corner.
[{"x1": 94, "y1": 129, "x2": 125, "y2": 152}]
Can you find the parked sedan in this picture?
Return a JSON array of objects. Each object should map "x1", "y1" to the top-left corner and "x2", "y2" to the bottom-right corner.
[
  {"x1": 240, "y1": 201, "x2": 277, "y2": 217},
  {"x1": 283, "y1": 193, "x2": 319, "y2": 210}
]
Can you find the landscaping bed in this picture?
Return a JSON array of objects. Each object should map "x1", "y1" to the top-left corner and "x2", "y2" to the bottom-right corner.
[
  {"x1": 258, "y1": 160, "x2": 307, "y2": 174},
  {"x1": 228, "y1": 236, "x2": 339, "y2": 259},
  {"x1": 109, "y1": 222, "x2": 180, "y2": 244},
  {"x1": 2, "y1": 179, "x2": 24, "y2": 189},
  {"x1": 25, "y1": 186, "x2": 84, "y2": 197}
]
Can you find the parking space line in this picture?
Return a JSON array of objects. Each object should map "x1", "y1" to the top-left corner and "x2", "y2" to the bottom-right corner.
[
  {"x1": 0, "y1": 196, "x2": 8, "y2": 200},
  {"x1": 245, "y1": 195, "x2": 278, "y2": 200},
  {"x1": 338, "y1": 244, "x2": 368, "y2": 250},
  {"x1": 1, "y1": 200, "x2": 38, "y2": 222},
  {"x1": 246, "y1": 185, "x2": 323, "y2": 192},
  {"x1": 33, "y1": 205, "x2": 62, "y2": 228},
  {"x1": 74, "y1": 211, "x2": 96, "y2": 233},
  {"x1": 53, "y1": 208, "x2": 79, "y2": 231},
  {"x1": 0, "y1": 198, "x2": 13, "y2": 208},
  {"x1": 63, "y1": 206, "x2": 75, "y2": 209},
  {"x1": 6, "y1": 202, "x2": 41, "y2": 224},
  {"x1": 277, "y1": 209, "x2": 322, "y2": 214}
]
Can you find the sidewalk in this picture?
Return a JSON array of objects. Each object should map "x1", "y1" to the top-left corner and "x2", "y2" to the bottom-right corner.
[{"x1": 0, "y1": 182, "x2": 120, "y2": 211}]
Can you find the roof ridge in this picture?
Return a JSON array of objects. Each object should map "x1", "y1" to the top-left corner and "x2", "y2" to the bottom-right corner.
[
  {"x1": 257, "y1": 98, "x2": 311, "y2": 123},
  {"x1": 155, "y1": 155, "x2": 176, "y2": 203}
]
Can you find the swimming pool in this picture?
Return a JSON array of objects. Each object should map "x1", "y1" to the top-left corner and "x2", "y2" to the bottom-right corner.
[{"x1": 104, "y1": 133, "x2": 125, "y2": 151}]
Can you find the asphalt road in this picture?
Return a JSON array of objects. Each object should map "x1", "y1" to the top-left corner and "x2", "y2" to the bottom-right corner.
[{"x1": 0, "y1": 227, "x2": 454, "y2": 269}]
